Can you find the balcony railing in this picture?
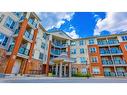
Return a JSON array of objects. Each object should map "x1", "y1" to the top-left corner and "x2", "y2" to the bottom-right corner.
[
  {"x1": 108, "y1": 40, "x2": 119, "y2": 45},
  {"x1": 52, "y1": 41, "x2": 68, "y2": 48},
  {"x1": 104, "y1": 72, "x2": 116, "y2": 77},
  {"x1": 28, "y1": 18, "x2": 37, "y2": 28},
  {"x1": 110, "y1": 48, "x2": 122, "y2": 54},
  {"x1": 51, "y1": 49, "x2": 66, "y2": 56},
  {"x1": 8, "y1": 45, "x2": 29, "y2": 56},
  {"x1": 113, "y1": 60, "x2": 126, "y2": 64},
  {"x1": 102, "y1": 60, "x2": 113, "y2": 65},
  {"x1": 98, "y1": 41, "x2": 108, "y2": 45},
  {"x1": 24, "y1": 31, "x2": 33, "y2": 40}
]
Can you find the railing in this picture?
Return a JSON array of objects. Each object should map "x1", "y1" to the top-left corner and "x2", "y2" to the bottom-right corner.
[
  {"x1": 108, "y1": 40, "x2": 119, "y2": 45},
  {"x1": 113, "y1": 60, "x2": 126, "y2": 64},
  {"x1": 19, "y1": 16, "x2": 25, "y2": 21},
  {"x1": 24, "y1": 31, "x2": 33, "y2": 40},
  {"x1": 104, "y1": 72, "x2": 127, "y2": 77},
  {"x1": 14, "y1": 29, "x2": 20, "y2": 35},
  {"x1": 28, "y1": 18, "x2": 37, "y2": 28},
  {"x1": 51, "y1": 49, "x2": 67, "y2": 56},
  {"x1": 100, "y1": 50, "x2": 110, "y2": 54},
  {"x1": 52, "y1": 41, "x2": 68, "y2": 48},
  {"x1": 18, "y1": 47, "x2": 29, "y2": 56},
  {"x1": 102, "y1": 60, "x2": 113, "y2": 65},
  {"x1": 98, "y1": 41, "x2": 108, "y2": 45},
  {"x1": 8, "y1": 45, "x2": 29, "y2": 56},
  {"x1": 110, "y1": 49, "x2": 122, "y2": 54}
]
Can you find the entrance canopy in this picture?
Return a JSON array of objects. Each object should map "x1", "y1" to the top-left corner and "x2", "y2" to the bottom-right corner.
[{"x1": 51, "y1": 53, "x2": 75, "y2": 64}]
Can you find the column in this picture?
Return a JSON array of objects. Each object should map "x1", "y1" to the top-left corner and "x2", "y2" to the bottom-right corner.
[
  {"x1": 59, "y1": 62, "x2": 62, "y2": 77},
  {"x1": 69, "y1": 63, "x2": 72, "y2": 77},
  {"x1": 64, "y1": 65, "x2": 66, "y2": 77},
  {"x1": 55, "y1": 64, "x2": 58, "y2": 77},
  {"x1": 5, "y1": 18, "x2": 28, "y2": 74}
]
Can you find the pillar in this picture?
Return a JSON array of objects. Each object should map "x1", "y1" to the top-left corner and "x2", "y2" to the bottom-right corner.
[
  {"x1": 59, "y1": 62, "x2": 62, "y2": 77},
  {"x1": 4, "y1": 18, "x2": 28, "y2": 74},
  {"x1": 69, "y1": 63, "x2": 72, "y2": 77},
  {"x1": 23, "y1": 29, "x2": 38, "y2": 74},
  {"x1": 55, "y1": 64, "x2": 58, "y2": 77},
  {"x1": 64, "y1": 65, "x2": 66, "y2": 77}
]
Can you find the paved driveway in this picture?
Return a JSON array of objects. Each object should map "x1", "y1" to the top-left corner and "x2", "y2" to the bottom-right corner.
[{"x1": 0, "y1": 77, "x2": 127, "y2": 83}]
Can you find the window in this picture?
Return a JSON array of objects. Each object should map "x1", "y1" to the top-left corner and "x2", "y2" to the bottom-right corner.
[
  {"x1": 39, "y1": 53, "x2": 43, "y2": 60},
  {"x1": 72, "y1": 58, "x2": 77, "y2": 63},
  {"x1": 79, "y1": 40, "x2": 84, "y2": 46},
  {"x1": 89, "y1": 39, "x2": 94, "y2": 44},
  {"x1": 43, "y1": 33, "x2": 47, "y2": 40},
  {"x1": 41, "y1": 42, "x2": 45, "y2": 49},
  {"x1": 92, "y1": 67, "x2": 100, "y2": 74},
  {"x1": 13, "y1": 12, "x2": 22, "y2": 18},
  {"x1": 70, "y1": 49, "x2": 76, "y2": 54},
  {"x1": 82, "y1": 68, "x2": 87, "y2": 74},
  {"x1": 91, "y1": 56, "x2": 98, "y2": 63},
  {"x1": 80, "y1": 57, "x2": 86, "y2": 64},
  {"x1": 70, "y1": 41, "x2": 76, "y2": 46},
  {"x1": 80, "y1": 48, "x2": 85, "y2": 54},
  {"x1": 0, "y1": 32, "x2": 8, "y2": 47},
  {"x1": 124, "y1": 44, "x2": 127, "y2": 50},
  {"x1": 89, "y1": 47, "x2": 96, "y2": 53},
  {"x1": 121, "y1": 36, "x2": 127, "y2": 41},
  {"x1": 5, "y1": 17, "x2": 16, "y2": 30}
]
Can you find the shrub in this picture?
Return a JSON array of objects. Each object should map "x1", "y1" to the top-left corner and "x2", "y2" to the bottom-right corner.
[{"x1": 72, "y1": 72, "x2": 92, "y2": 77}]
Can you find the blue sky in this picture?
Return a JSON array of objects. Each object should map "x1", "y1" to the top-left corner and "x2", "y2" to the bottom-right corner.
[{"x1": 38, "y1": 12, "x2": 127, "y2": 38}]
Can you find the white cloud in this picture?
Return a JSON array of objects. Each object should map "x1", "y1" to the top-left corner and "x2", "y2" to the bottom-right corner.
[
  {"x1": 65, "y1": 26, "x2": 79, "y2": 39},
  {"x1": 94, "y1": 12, "x2": 127, "y2": 35},
  {"x1": 37, "y1": 12, "x2": 75, "y2": 30}
]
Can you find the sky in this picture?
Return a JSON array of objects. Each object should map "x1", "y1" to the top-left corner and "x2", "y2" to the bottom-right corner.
[{"x1": 37, "y1": 12, "x2": 127, "y2": 38}]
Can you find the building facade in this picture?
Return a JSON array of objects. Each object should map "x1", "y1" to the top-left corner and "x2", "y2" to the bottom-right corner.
[{"x1": 0, "y1": 12, "x2": 127, "y2": 77}]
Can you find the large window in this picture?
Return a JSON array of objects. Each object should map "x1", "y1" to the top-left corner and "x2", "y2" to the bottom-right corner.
[
  {"x1": 89, "y1": 39, "x2": 94, "y2": 44},
  {"x1": 91, "y1": 56, "x2": 98, "y2": 63},
  {"x1": 80, "y1": 48, "x2": 85, "y2": 54},
  {"x1": 70, "y1": 49, "x2": 76, "y2": 54},
  {"x1": 121, "y1": 36, "x2": 127, "y2": 41},
  {"x1": 79, "y1": 40, "x2": 84, "y2": 46},
  {"x1": 5, "y1": 17, "x2": 16, "y2": 30},
  {"x1": 39, "y1": 53, "x2": 43, "y2": 60},
  {"x1": 89, "y1": 47, "x2": 96, "y2": 53},
  {"x1": 80, "y1": 57, "x2": 86, "y2": 64},
  {"x1": 92, "y1": 67, "x2": 100, "y2": 74},
  {"x1": 0, "y1": 32, "x2": 8, "y2": 47},
  {"x1": 43, "y1": 33, "x2": 47, "y2": 40}
]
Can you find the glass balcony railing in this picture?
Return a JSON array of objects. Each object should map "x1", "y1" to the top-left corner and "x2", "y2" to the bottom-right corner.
[
  {"x1": 51, "y1": 49, "x2": 66, "y2": 56},
  {"x1": 28, "y1": 18, "x2": 37, "y2": 28},
  {"x1": 18, "y1": 47, "x2": 29, "y2": 56},
  {"x1": 98, "y1": 41, "x2": 108, "y2": 45},
  {"x1": 100, "y1": 49, "x2": 110, "y2": 54},
  {"x1": 52, "y1": 41, "x2": 68, "y2": 48},
  {"x1": 104, "y1": 72, "x2": 116, "y2": 77},
  {"x1": 108, "y1": 40, "x2": 119, "y2": 45},
  {"x1": 102, "y1": 60, "x2": 113, "y2": 65},
  {"x1": 113, "y1": 60, "x2": 126, "y2": 64},
  {"x1": 8, "y1": 45, "x2": 29, "y2": 56},
  {"x1": 24, "y1": 31, "x2": 33, "y2": 40},
  {"x1": 110, "y1": 48, "x2": 122, "y2": 54}
]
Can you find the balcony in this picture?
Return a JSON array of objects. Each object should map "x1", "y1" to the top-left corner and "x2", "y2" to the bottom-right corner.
[
  {"x1": 108, "y1": 39, "x2": 119, "y2": 46},
  {"x1": 113, "y1": 60, "x2": 127, "y2": 66},
  {"x1": 104, "y1": 72, "x2": 116, "y2": 77},
  {"x1": 51, "y1": 49, "x2": 67, "y2": 56},
  {"x1": 23, "y1": 31, "x2": 33, "y2": 42},
  {"x1": 110, "y1": 48, "x2": 123, "y2": 55},
  {"x1": 100, "y1": 49, "x2": 111, "y2": 56},
  {"x1": 52, "y1": 41, "x2": 68, "y2": 48},
  {"x1": 98, "y1": 40, "x2": 108, "y2": 46},
  {"x1": 7, "y1": 45, "x2": 29, "y2": 59},
  {"x1": 102, "y1": 60, "x2": 113, "y2": 66},
  {"x1": 28, "y1": 18, "x2": 37, "y2": 29}
]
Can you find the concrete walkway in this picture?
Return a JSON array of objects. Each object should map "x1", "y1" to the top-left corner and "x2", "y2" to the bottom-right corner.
[{"x1": 0, "y1": 76, "x2": 127, "y2": 83}]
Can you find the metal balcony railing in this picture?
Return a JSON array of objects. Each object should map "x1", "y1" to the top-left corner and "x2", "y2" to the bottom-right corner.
[
  {"x1": 102, "y1": 60, "x2": 113, "y2": 65},
  {"x1": 24, "y1": 31, "x2": 33, "y2": 40},
  {"x1": 113, "y1": 60, "x2": 126, "y2": 64},
  {"x1": 28, "y1": 18, "x2": 37, "y2": 28}
]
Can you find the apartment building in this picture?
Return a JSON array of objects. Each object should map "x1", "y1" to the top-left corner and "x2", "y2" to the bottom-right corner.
[{"x1": 0, "y1": 12, "x2": 127, "y2": 77}]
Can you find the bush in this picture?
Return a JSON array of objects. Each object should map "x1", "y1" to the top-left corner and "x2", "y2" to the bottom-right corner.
[{"x1": 72, "y1": 72, "x2": 92, "y2": 77}]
